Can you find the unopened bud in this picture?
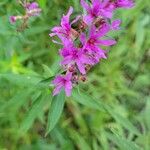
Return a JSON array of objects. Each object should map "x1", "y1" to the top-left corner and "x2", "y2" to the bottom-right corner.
[
  {"x1": 9, "y1": 16, "x2": 17, "y2": 24},
  {"x1": 79, "y1": 75, "x2": 87, "y2": 82},
  {"x1": 94, "y1": 17, "x2": 106, "y2": 28},
  {"x1": 9, "y1": 15, "x2": 23, "y2": 24},
  {"x1": 70, "y1": 28, "x2": 79, "y2": 40},
  {"x1": 69, "y1": 66, "x2": 75, "y2": 72},
  {"x1": 78, "y1": 20, "x2": 87, "y2": 32},
  {"x1": 85, "y1": 64, "x2": 91, "y2": 72}
]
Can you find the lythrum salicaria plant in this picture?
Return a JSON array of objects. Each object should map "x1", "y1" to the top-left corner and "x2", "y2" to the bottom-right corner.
[
  {"x1": 8, "y1": 0, "x2": 137, "y2": 137},
  {"x1": 50, "y1": 0, "x2": 134, "y2": 97}
]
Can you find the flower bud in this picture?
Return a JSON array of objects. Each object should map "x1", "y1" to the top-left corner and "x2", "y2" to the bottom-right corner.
[{"x1": 9, "y1": 16, "x2": 17, "y2": 24}]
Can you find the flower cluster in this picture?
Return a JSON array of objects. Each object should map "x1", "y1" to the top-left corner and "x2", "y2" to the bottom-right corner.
[
  {"x1": 50, "y1": 0, "x2": 134, "y2": 97},
  {"x1": 10, "y1": 1, "x2": 41, "y2": 30}
]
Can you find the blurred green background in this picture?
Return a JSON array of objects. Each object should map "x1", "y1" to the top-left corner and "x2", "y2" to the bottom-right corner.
[{"x1": 0, "y1": 0, "x2": 150, "y2": 149}]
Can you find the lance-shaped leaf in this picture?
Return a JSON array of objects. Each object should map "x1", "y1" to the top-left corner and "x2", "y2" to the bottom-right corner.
[
  {"x1": 19, "y1": 92, "x2": 48, "y2": 134},
  {"x1": 46, "y1": 90, "x2": 65, "y2": 135},
  {"x1": 72, "y1": 88, "x2": 105, "y2": 112},
  {"x1": 105, "y1": 132, "x2": 141, "y2": 150},
  {"x1": 72, "y1": 89, "x2": 140, "y2": 136}
]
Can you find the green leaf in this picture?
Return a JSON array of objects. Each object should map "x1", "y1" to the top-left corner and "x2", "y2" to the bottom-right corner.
[
  {"x1": 42, "y1": 64, "x2": 54, "y2": 78},
  {"x1": 38, "y1": 0, "x2": 47, "y2": 9},
  {"x1": 106, "y1": 132, "x2": 141, "y2": 150},
  {"x1": 68, "y1": 129, "x2": 91, "y2": 150},
  {"x1": 0, "y1": 88, "x2": 34, "y2": 113},
  {"x1": 36, "y1": 76, "x2": 54, "y2": 89},
  {"x1": 72, "y1": 89, "x2": 140, "y2": 136},
  {"x1": 46, "y1": 90, "x2": 65, "y2": 135},
  {"x1": 105, "y1": 105, "x2": 140, "y2": 136},
  {"x1": 0, "y1": 73, "x2": 41, "y2": 87},
  {"x1": 72, "y1": 89, "x2": 105, "y2": 112},
  {"x1": 19, "y1": 92, "x2": 47, "y2": 134},
  {"x1": 24, "y1": 26, "x2": 49, "y2": 36},
  {"x1": 96, "y1": 129, "x2": 109, "y2": 150},
  {"x1": 144, "y1": 97, "x2": 150, "y2": 130}
]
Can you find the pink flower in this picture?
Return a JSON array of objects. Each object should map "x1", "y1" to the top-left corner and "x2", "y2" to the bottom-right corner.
[
  {"x1": 50, "y1": 7, "x2": 79, "y2": 40},
  {"x1": 26, "y1": 2, "x2": 41, "y2": 16},
  {"x1": 87, "y1": 25, "x2": 116, "y2": 47},
  {"x1": 81, "y1": 0, "x2": 114, "y2": 25},
  {"x1": 9, "y1": 16, "x2": 17, "y2": 24},
  {"x1": 26, "y1": 2, "x2": 39, "y2": 10},
  {"x1": 52, "y1": 73, "x2": 73, "y2": 96},
  {"x1": 80, "y1": 25, "x2": 116, "y2": 63}
]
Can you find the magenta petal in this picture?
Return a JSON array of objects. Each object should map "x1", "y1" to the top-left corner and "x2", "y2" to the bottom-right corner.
[
  {"x1": 60, "y1": 48, "x2": 70, "y2": 57},
  {"x1": 101, "y1": 0, "x2": 110, "y2": 7},
  {"x1": 80, "y1": 55, "x2": 93, "y2": 65},
  {"x1": 61, "y1": 17, "x2": 70, "y2": 30},
  {"x1": 83, "y1": 15, "x2": 93, "y2": 25},
  {"x1": 65, "y1": 73, "x2": 72, "y2": 81},
  {"x1": 97, "y1": 49, "x2": 107, "y2": 59},
  {"x1": 112, "y1": 20, "x2": 121, "y2": 30},
  {"x1": 97, "y1": 24, "x2": 110, "y2": 37},
  {"x1": 53, "y1": 84, "x2": 63, "y2": 96},
  {"x1": 51, "y1": 27, "x2": 64, "y2": 34},
  {"x1": 61, "y1": 56, "x2": 72, "y2": 65},
  {"x1": 52, "y1": 76, "x2": 63, "y2": 85},
  {"x1": 51, "y1": 26, "x2": 62, "y2": 31},
  {"x1": 65, "y1": 74, "x2": 73, "y2": 96},
  {"x1": 117, "y1": 0, "x2": 134, "y2": 8},
  {"x1": 65, "y1": 86, "x2": 72, "y2": 97},
  {"x1": 81, "y1": 0, "x2": 91, "y2": 12},
  {"x1": 100, "y1": 10, "x2": 113, "y2": 19},
  {"x1": 27, "y1": 2, "x2": 39, "y2": 10},
  {"x1": 61, "y1": 7, "x2": 73, "y2": 29},
  {"x1": 89, "y1": 25, "x2": 96, "y2": 37},
  {"x1": 80, "y1": 33, "x2": 86, "y2": 45},
  {"x1": 98, "y1": 39, "x2": 116, "y2": 46},
  {"x1": 92, "y1": 0, "x2": 101, "y2": 14},
  {"x1": 66, "y1": 6, "x2": 73, "y2": 17},
  {"x1": 65, "y1": 81, "x2": 72, "y2": 90},
  {"x1": 58, "y1": 36, "x2": 73, "y2": 46},
  {"x1": 76, "y1": 61, "x2": 86, "y2": 74}
]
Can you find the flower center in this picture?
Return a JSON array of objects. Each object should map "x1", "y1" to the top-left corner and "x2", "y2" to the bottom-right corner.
[
  {"x1": 72, "y1": 50, "x2": 78, "y2": 58},
  {"x1": 88, "y1": 38, "x2": 96, "y2": 45}
]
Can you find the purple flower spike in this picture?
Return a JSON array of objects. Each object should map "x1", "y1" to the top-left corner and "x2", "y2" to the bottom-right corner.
[
  {"x1": 52, "y1": 73, "x2": 73, "y2": 97},
  {"x1": 50, "y1": 0, "x2": 134, "y2": 96}
]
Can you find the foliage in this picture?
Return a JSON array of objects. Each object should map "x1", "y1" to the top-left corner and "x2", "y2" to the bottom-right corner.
[{"x1": 0, "y1": 0, "x2": 150, "y2": 149}]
